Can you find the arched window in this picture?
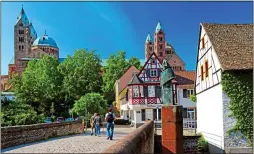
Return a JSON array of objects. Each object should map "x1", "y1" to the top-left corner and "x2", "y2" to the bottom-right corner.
[
  {"x1": 19, "y1": 45, "x2": 21, "y2": 50},
  {"x1": 22, "y1": 45, "x2": 24, "y2": 50}
]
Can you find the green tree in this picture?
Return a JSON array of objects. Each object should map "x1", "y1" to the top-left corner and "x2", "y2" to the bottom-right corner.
[
  {"x1": 72, "y1": 93, "x2": 107, "y2": 116},
  {"x1": 58, "y1": 49, "x2": 102, "y2": 104},
  {"x1": 128, "y1": 57, "x2": 142, "y2": 70},
  {"x1": 102, "y1": 51, "x2": 130, "y2": 104},
  {"x1": 10, "y1": 56, "x2": 62, "y2": 114},
  {"x1": 1, "y1": 101, "x2": 45, "y2": 126}
]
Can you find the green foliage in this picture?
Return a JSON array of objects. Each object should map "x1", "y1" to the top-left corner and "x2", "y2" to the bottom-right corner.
[
  {"x1": 102, "y1": 51, "x2": 130, "y2": 104},
  {"x1": 73, "y1": 93, "x2": 107, "y2": 116},
  {"x1": 59, "y1": 49, "x2": 102, "y2": 102},
  {"x1": 189, "y1": 94, "x2": 197, "y2": 103},
  {"x1": 197, "y1": 135, "x2": 209, "y2": 152},
  {"x1": 128, "y1": 57, "x2": 142, "y2": 70},
  {"x1": 50, "y1": 102, "x2": 55, "y2": 115},
  {"x1": 221, "y1": 71, "x2": 253, "y2": 145},
  {"x1": 112, "y1": 101, "x2": 116, "y2": 107},
  {"x1": 1, "y1": 102, "x2": 45, "y2": 127}
]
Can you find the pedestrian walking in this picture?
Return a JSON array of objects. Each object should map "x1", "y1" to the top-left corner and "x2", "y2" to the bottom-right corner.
[
  {"x1": 94, "y1": 113, "x2": 102, "y2": 137},
  {"x1": 90, "y1": 113, "x2": 96, "y2": 136},
  {"x1": 105, "y1": 108, "x2": 116, "y2": 140}
]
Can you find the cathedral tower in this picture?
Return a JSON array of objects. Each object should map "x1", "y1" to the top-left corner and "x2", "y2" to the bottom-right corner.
[
  {"x1": 145, "y1": 33, "x2": 153, "y2": 60},
  {"x1": 14, "y1": 7, "x2": 37, "y2": 75},
  {"x1": 154, "y1": 22, "x2": 166, "y2": 62}
]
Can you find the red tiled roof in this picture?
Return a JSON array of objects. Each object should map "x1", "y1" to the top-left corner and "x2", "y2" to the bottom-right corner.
[
  {"x1": 118, "y1": 66, "x2": 139, "y2": 94},
  {"x1": 174, "y1": 71, "x2": 196, "y2": 88}
]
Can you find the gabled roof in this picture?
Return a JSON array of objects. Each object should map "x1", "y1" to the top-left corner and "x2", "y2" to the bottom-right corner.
[
  {"x1": 138, "y1": 52, "x2": 162, "y2": 76},
  {"x1": 128, "y1": 72, "x2": 143, "y2": 85},
  {"x1": 118, "y1": 66, "x2": 139, "y2": 94},
  {"x1": 201, "y1": 23, "x2": 253, "y2": 71},
  {"x1": 174, "y1": 71, "x2": 196, "y2": 89}
]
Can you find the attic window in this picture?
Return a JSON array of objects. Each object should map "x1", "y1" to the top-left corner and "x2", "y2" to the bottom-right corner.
[
  {"x1": 205, "y1": 60, "x2": 209, "y2": 77},
  {"x1": 201, "y1": 36, "x2": 205, "y2": 48},
  {"x1": 150, "y1": 69, "x2": 158, "y2": 77},
  {"x1": 201, "y1": 65, "x2": 204, "y2": 81},
  {"x1": 151, "y1": 59, "x2": 156, "y2": 64}
]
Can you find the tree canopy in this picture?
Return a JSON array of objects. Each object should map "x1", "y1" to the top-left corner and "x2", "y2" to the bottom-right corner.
[{"x1": 128, "y1": 57, "x2": 142, "y2": 70}]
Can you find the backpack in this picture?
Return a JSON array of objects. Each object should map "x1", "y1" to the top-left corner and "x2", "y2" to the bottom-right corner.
[{"x1": 106, "y1": 113, "x2": 114, "y2": 123}]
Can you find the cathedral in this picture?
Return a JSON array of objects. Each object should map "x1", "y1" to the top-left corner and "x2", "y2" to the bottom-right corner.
[
  {"x1": 145, "y1": 22, "x2": 185, "y2": 71},
  {"x1": 1, "y1": 7, "x2": 59, "y2": 91},
  {"x1": 9, "y1": 7, "x2": 59, "y2": 77}
]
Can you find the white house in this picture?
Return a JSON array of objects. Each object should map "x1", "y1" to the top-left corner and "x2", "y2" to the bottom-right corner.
[{"x1": 195, "y1": 23, "x2": 253, "y2": 153}]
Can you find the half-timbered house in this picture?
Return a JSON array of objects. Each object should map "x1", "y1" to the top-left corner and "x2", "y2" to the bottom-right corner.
[{"x1": 195, "y1": 23, "x2": 253, "y2": 153}]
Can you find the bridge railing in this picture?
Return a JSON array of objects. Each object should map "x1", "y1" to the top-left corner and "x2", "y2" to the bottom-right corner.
[{"x1": 102, "y1": 120, "x2": 154, "y2": 154}]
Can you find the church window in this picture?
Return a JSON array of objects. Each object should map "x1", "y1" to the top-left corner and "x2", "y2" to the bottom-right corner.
[
  {"x1": 22, "y1": 45, "x2": 24, "y2": 50},
  {"x1": 201, "y1": 36, "x2": 205, "y2": 48},
  {"x1": 205, "y1": 60, "x2": 209, "y2": 77},
  {"x1": 19, "y1": 45, "x2": 21, "y2": 50},
  {"x1": 19, "y1": 23, "x2": 23, "y2": 27},
  {"x1": 201, "y1": 65, "x2": 204, "y2": 80},
  {"x1": 150, "y1": 69, "x2": 158, "y2": 77},
  {"x1": 166, "y1": 50, "x2": 170, "y2": 54},
  {"x1": 159, "y1": 44, "x2": 163, "y2": 49},
  {"x1": 159, "y1": 37, "x2": 163, "y2": 41}
]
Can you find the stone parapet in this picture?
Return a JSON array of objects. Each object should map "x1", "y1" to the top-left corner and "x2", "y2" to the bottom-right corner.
[
  {"x1": 102, "y1": 120, "x2": 154, "y2": 153},
  {"x1": 1, "y1": 120, "x2": 82, "y2": 149}
]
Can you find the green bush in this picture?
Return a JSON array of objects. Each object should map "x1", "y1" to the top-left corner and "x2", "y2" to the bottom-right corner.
[{"x1": 197, "y1": 135, "x2": 209, "y2": 152}]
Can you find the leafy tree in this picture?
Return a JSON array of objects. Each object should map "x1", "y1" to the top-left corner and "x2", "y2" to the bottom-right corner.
[
  {"x1": 189, "y1": 95, "x2": 197, "y2": 103},
  {"x1": 128, "y1": 57, "x2": 142, "y2": 70},
  {"x1": 1, "y1": 101, "x2": 45, "y2": 126},
  {"x1": 72, "y1": 93, "x2": 107, "y2": 117},
  {"x1": 50, "y1": 102, "x2": 55, "y2": 116},
  {"x1": 58, "y1": 49, "x2": 102, "y2": 104},
  {"x1": 10, "y1": 56, "x2": 62, "y2": 114},
  {"x1": 102, "y1": 51, "x2": 130, "y2": 104}
]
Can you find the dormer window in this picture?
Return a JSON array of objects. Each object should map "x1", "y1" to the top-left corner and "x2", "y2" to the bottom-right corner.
[{"x1": 150, "y1": 69, "x2": 158, "y2": 77}]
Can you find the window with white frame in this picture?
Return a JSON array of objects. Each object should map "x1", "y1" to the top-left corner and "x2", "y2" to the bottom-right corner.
[
  {"x1": 183, "y1": 89, "x2": 194, "y2": 98},
  {"x1": 150, "y1": 69, "x2": 158, "y2": 77},
  {"x1": 133, "y1": 85, "x2": 139, "y2": 98}
]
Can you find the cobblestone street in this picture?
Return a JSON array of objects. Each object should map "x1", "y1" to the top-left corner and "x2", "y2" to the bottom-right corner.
[{"x1": 2, "y1": 127, "x2": 135, "y2": 153}]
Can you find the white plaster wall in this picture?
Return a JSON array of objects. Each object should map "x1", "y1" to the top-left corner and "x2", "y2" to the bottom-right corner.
[
  {"x1": 197, "y1": 84, "x2": 224, "y2": 153},
  {"x1": 177, "y1": 88, "x2": 196, "y2": 108}
]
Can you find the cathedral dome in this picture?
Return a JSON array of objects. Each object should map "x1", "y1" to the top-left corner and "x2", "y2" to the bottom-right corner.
[{"x1": 33, "y1": 33, "x2": 58, "y2": 48}]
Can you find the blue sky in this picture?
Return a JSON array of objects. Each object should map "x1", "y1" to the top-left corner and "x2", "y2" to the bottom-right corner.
[{"x1": 1, "y1": 2, "x2": 252, "y2": 75}]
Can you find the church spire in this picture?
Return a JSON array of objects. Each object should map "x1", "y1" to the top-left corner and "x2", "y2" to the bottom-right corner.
[
  {"x1": 155, "y1": 21, "x2": 163, "y2": 33},
  {"x1": 145, "y1": 33, "x2": 153, "y2": 43},
  {"x1": 16, "y1": 5, "x2": 29, "y2": 26}
]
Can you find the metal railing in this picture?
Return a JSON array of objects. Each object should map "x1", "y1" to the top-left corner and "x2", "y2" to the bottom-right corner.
[{"x1": 183, "y1": 118, "x2": 196, "y2": 129}]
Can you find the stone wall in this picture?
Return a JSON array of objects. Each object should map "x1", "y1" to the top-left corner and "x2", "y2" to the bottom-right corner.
[
  {"x1": 154, "y1": 135, "x2": 201, "y2": 153},
  {"x1": 1, "y1": 120, "x2": 82, "y2": 149},
  {"x1": 222, "y1": 92, "x2": 249, "y2": 148},
  {"x1": 102, "y1": 120, "x2": 154, "y2": 153}
]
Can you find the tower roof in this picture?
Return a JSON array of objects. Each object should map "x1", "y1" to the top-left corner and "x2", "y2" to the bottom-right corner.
[
  {"x1": 29, "y1": 23, "x2": 37, "y2": 40},
  {"x1": 145, "y1": 33, "x2": 153, "y2": 43},
  {"x1": 155, "y1": 21, "x2": 163, "y2": 33},
  {"x1": 16, "y1": 7, "x2": 30, "y2": 26}
]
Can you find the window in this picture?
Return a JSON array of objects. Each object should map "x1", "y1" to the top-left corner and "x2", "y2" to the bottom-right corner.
[
  {"x1": 133, "y1": 86, "x2": 139, "y2": 97},
  {"x1": 166, "y1": 50, "x2": 170, "y2": 54},
  {"x1": 139, "y1": 86, "x2": 144, "y2": 97},
  {"x1": 183, "y1": 108, "x2": 187, "y2": 118},
  {"x1": 183, "y1": 89, "x2": 188, "y2": 98},
  {"x1": 159, "y1": 37, "x2": 163, "y2": 41},
  {"x1": 187, "y1": 89, "x2": 194, "y2": 97},
  {"x1": 141, "y1": 109, "x2": 146, "y2": 121},
  {"x1": 187, "y1": 108, "x2": 195, "y2": 119},
  {"x1": 153, "y1": 109, "x2": 161, "y2": 120},
  {"x1": 155, "y1": 86, "x2": 161, "y2": 98},
  {"x1": 205, "y1": 60, "x2": 209, "y2": 77},
  {"x1": 22, "y1": 45, "x2": 24, "y2": 50},
  {"x1": 151, "y1": 59, "x2": 156, "y2": 64},
  {"x1": 19, "y1": 45, "x2": 21, "y2": 50},
  {"x1": 148, "y1": 86, "x2": 155, "y2": 97},
  {"x1": 150, "y1": 69, "x2": 158, "y2": 77},
  {"x1": 159, "y1": 52, "x2": 162, "y2": 56},
  {"x1": 19, "y1": 30, "x2": 24, "y2": 34},
  {"x1": 19, "y1": 23, "x2": 23, "y2": 27},
  {"x1": 159, "y1": 44, "x2": 163, "y2": 49},
  {"x1": 144, "y1": 86, "x2": 148, "y2": 97},
  {"x1": 201, "y1": 36, "x2": 205, "y2": 48},
  {"x1": 201, "y1": 65, "x2": 204, "y2": 80}
]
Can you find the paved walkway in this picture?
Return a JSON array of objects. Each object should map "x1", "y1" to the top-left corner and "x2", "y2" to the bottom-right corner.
[{"x1": 2, "y1": 127, "x2": 135, "y2": 153}]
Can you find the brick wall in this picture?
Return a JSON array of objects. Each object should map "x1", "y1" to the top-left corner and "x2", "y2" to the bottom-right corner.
[
  {"x1": 154, "y1": 135, "x2": 201, "y2": 154},
  {"x1": 102, "y1": 120, "x2": 154, "y2": 153},
  {"x1": 1, "y1": 120, "x2": 82, "y2": 149}
]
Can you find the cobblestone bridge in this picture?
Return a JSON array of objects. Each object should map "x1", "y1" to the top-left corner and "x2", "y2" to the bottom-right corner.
[{"x1": 2, "y1": 128, "x2": 135, "y2": 153}]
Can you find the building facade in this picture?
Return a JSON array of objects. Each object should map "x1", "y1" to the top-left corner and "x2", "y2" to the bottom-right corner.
[{"x1": 195, "y1": 23, "x2": 252, "y2": 153}]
